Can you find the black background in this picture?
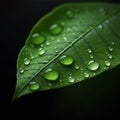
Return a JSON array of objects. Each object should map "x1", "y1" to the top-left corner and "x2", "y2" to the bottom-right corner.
[{"x1": 1, "y1": 0, "x2": 120, "y2": 119}]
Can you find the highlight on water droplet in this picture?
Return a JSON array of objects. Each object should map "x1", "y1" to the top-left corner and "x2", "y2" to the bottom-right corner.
[
  {"x1": 29, "y1": 81, "x2": 40, "y2": 91},
  {"x1": 46, "y1": 41, "x2": 50, "y2": 46},
  {"x1": 87, "y1": 49, "x2": 92, "y2": 53},
  {"x1": 44, "y1": 69, "x2": 59, "y2": 81},
  {"x1": 68, "y1": 76, "x2": 75, "y2": 83},
  {"x1": 66, "y1": 10, "x2": 74, "y2": 18},
  {"x1": 31, "y1": 33, "x2": 45, "y2": 45},
  {"x1": 90, "y1": 54, "x2": 94, "y2": 59},
  {"x1": 38, "y1": 48, "x2": 46, "y2": 55},
  {"x1": 24, "y1": 58, "x2": 30, "y2": 65},
  {"x1": 60, "y1": 55, "x2": 74, "y2": 66},
  {"x1": 105, "y1": 60, "x2": 111, "y2": 67},
  {"x1": 87, "y1": 60, "x2": 99, "y2": 71},
  {"x1": 49, "y1": 24, "x2": 62, "y2": 35},
  {"x1": 108, "y1": 53, "x2": 113, "y2": 59}
]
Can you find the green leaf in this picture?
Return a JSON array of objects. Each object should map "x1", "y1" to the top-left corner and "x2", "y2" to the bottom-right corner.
[{"x1": 13, "y1": 2, "x2": 120, "y2": 100}]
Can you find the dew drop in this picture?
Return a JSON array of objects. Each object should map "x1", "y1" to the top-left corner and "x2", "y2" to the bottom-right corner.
[
  {"x1": 66, "y1": 10, "x2": 74, "y2": 18},
  {"x1": 68, "y1": 76, "x2": 75, "y2": 83},
  {"x1": 99, "y1": 8, "x2": 108, "y2": 16},
  {"x1": 74, "y1": 64, "x2": 80, "y2": 70},
  {"x1": 38, "y1": 48, "x2": 46, "y2": 55},
  {"x1": 46, "y1": 41, "x2": 50, "y2": 46},
  {"x1": 31, "y1": 33, "x2": 45, "y2": 45},
  {"x1": 60, "y1": 56, "x2": 74, "y2": 66},
  {"x1": 49, "y1": 24, "x2": 62, "y2": 35},
  {"x1": 98, "y1": 25, "x2": 103, "y2": 29},
  {"x1": 87, "y1": 49, "x2": 92, "y2": 53},
  {"x1": 111, "y1": 42, "x2": 115, "y2": 46},
  {"x1": 84, "y1": 72, "x2": 90, "y2": 78},
  {"x1": 87, "y1": 60, "x2": 99, "y2": 71},
  {"x1": 19, "y1": 68, "x2": 24, "y2": 74},
  {"x1": 90, "y1": 54, "x2": 94, "y2": 59},
  {"x1": 105, "y1": 60, "x2": 111, "y2": 67},
  {"x1": 108, "y1": 54, "x2": 113, "y2": 59},
  {"x1": 29, "y1": 81, "x2": 40, "y2": 91},
  {"x1": 44, "y1": 69, "x2": 59, "y2": 81},
  {"x1": 108, "y1": 47, "x2": 113, "y2": 52},
  {"x1": 24, "y1": 58, "x2": 30, "y2": 65},
  {"x1": 30, "y1": 55, "x2": 34, "y2": 59}
]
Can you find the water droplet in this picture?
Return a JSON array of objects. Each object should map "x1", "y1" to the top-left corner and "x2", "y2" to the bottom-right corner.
[
  {"x1": 84, "y1": 72, "x2": 90, "y2": 78},
  {"x1": 38, "y1": 48, "x2": 46, "y2": 55},
  {"x1": 87, "y1": 49, "x2": 92, "y2": 53},
  {"x1": 105, "y1": 20, "x2": 109, "y2": 24},
  {"x1": 60, "y1": 56, "x2": 74, "y2": 66},
  {"x1": 108, "y1": 47, "x2": 113, "y2": 52},
  {"x1": 90, "y1": 54, "x2": 94, "y2": 59},
  {"x1": 49, "y1": 24, "x2": 62, "y2": 35},
  {"x1": 68, "y1": 76, "x2": 75, "y2": 83},
  {"x1": 111, "y1": 42, "x2": 115, "y2": 46},
  {"x1": 24, "y1": 58, "x2": 30, "y2": 65},
  {"x1": 98, "y1": 25, "x2": 103, "y2": 29},
  {"x1": 105, "y1": 60, "x2": 111, "y2": 67},
  {"x1": 108, "y1": 54, "x2": 113, "y2": 59},
  {"x1": 74, "y1": 65, "x2": 80, "y2": 70},
  {"x1": 44, "y1": 69, "x2": 59, "y2": 81},
  {"x1": 30, "y1": 55, "x2": 34, "y2": 59},
  {"x1": 31, "y1": 33, "x2": 45, "y2": 45},
  {"x1": 87, "y1": 60, "x2": 99, "y2": 71},
  {"x1": 99, "y1": 8, "x2": 108, "y2": 16},
  {"x1": 46, "y1": 41, "x2": 50, "y2": 46},
  {"x1": 29, "y1": 81, "x2": 40, "y2": 91},
  {"x1": 19, "y1": 68, "x2": 24, "y2": 74},
  {"x1": 66, "y1": 10, "x2": 74, "y2": 18}
]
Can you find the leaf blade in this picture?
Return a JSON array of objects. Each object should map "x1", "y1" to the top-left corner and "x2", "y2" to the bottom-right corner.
[{"x1": 13, "y1": 3, "x2": 120, "y2": 100}]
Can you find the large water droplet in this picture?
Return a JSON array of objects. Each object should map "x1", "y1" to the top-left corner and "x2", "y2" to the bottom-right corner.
[
  {"x1": 31, "y1": 33, "x2": 45, "y2": 45},
  {"x1": 68, "y1": 76, "x2": 75, "y2": 83},
  {"x1": 44, "y1": 69, "x2": 59, "y2": 81},
  {"x1": 24, "y1": 58, "x2": 30, "y2": 65},
  {"x1": 87, "y1": 60, "x2": 99, "y2": 71},
  {"x1": 60, "y1": 56, "x2": 74, "y2": 66},
  {"x1": 105, "y1": 60, "x2": 111, "y2": 67},
  {"x1": 49, "y1": 24, "x2": 62, "y2": 35},
  {"x1": 38, "y1": 48, "x2": 46, "y2": 55},
  {"x1": 29, "y1": 81, "x2": 40, "y2": 91},
  {"x1": 66, "y1": 10, "x2": 74, "y2": 18}
]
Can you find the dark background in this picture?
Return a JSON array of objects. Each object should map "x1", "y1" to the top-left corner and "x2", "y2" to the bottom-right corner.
[{"x1": 1, "y1": 0, "x2": 120, "y2": 119}]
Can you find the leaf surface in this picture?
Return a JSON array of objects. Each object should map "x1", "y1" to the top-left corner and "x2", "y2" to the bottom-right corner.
[{"x1": 13, "y1": 3, "x2": 120, "y2": 100}]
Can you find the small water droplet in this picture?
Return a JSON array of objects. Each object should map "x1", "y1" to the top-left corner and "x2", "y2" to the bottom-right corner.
[
  {"x1": 99, "y1": 8, "x2": 108, "y2": 16},
  {"x1": 108, "y1": 47, "x2": 113, "y2": 52},
  {"x1": 60, "y1": 55, "x2": 74, "y2": 66},
  {"x1": 84, "y1": 72, "x2": 90, "y2": 78},
  {"x1": 29, "y1": 81, "x2": 40, "y2": 91},
  {"x1": 49, "y1": 24, "x2": 62, "y2": 35},
  {"x1": 111, "y1": 41, "x2": 115, "y2": 46},
  {"x1": 98, "y1": 25, "x2": 103, "y2": 29},
  {"x1": 31, "y1": 33, "x2": 45, "y2": 45},
  {"x1": 105, "y1": 60, "x2": 111, "y2": 67},
  {"x1": 44, "y1": 69, "x2": 59, "y2": 81},
  {"x1": 87, "y1": 49, "x2": 92, "y2": 53},
  {"x1": 87, "y1": 60, "x2": 99, "y2": 71},
  {"x1": 74, "y1": 65, "x2": 80, "y2": 70},
  {"x1": 68, "y1": 76, "x2": 75, "y2": 83},
  {"x1": 108, "y1": 54, "x2": 113, "y2": 59},
  {"x1": 105, "y1": 20, "x2": 109, "y2": 24},
  {"x1": 38, "y1": 48, "x2": 46, "y2": 55},
  {"x1": 66, "y1": 10, "x2": 74, "y2": 18},
  {"x1": 90, "y1": 54, "x2": 94, "y2": 59},
  {"x1": 19, "y1": 68, "x2": 24, "y2": 74},
  {"x1": 30, "y1": 55, "x2": 34, "y2": 59},
  {"x1": 46, "y1": 41, "x2": 50, "y2": 46},
  {"x1": 24, "y1": 58, "x2": 30, "y2": 65}
]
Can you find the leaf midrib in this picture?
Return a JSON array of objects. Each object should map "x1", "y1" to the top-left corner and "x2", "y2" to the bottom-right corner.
[{"x1": 16, "y1": 9, "x2": 119, "y2": 97}]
